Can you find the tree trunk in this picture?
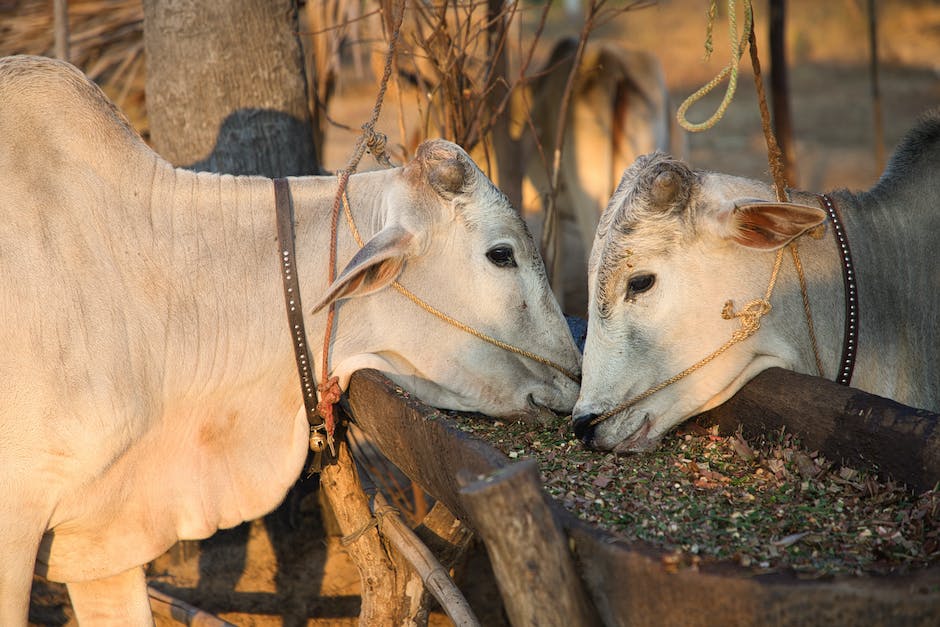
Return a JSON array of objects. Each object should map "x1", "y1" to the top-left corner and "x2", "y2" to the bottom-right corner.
[{"x1": 143, "y1": 0, "x2": 319, "y2": 176}]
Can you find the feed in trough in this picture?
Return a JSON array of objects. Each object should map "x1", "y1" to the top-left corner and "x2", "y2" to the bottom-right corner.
[{"x1": 451, "y1": 413, "x2": 940, "y2": 577}]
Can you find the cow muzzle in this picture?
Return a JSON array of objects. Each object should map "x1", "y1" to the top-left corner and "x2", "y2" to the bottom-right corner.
[
  {"x1": 573, "y1": 410, "x2": 656, "y2": 452},
  {"x1": 572, "y1": 412, "x2": 598, "y2": 445}
]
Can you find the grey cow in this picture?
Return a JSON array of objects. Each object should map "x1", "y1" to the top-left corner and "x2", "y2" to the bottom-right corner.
[{"x1": 574, "y1": 109, "x2": 940, "y2": 452}]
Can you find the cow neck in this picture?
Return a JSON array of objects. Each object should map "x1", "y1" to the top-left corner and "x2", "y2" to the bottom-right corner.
[
  {"x1": 273, "y1": 178, "x2": 331, "y2": 470},
  {"x1": 819, "y1": 193, "x2": 859, "y2": 386}
]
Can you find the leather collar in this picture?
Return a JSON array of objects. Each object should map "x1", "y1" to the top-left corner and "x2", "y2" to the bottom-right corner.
[{"x1": 819, "y1": 193, "x2": 859, "y2": 386}]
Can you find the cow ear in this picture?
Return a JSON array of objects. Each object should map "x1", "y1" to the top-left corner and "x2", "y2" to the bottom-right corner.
[
  {"x1": 727, "y1": 201, "x2": 827, "y2": 250},
  {"x1": 311, "y1": 225, "x2": 414, "y2": 313},
  {"x1": 412, "y1": 139, "x2": 472, "y2": 200}
]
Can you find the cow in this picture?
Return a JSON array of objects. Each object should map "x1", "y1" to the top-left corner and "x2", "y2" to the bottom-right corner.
[
  {"x1": 572, "y1": 109, "x2": 940, "y2": 453},
  {"x1": 0, "y1": 55, "x2": 581, "y2": 624}
]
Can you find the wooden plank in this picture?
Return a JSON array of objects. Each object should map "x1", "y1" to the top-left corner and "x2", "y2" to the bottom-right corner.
[
  {"x1": 458, "y1": 459, "x2": 600, "y2": 626},
  {"x1": 699, "y1": 367, "x2": 940, "y2": 492},
  {"x1": 567, "y1": 519, "x2": 940, "y2": 627}
]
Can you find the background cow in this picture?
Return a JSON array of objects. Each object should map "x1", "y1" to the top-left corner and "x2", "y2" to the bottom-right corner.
[
  {"x1": 573, "y1": 109, "x2": 940, "y2": 452},
  {"x1": 0, "y1": 55, "x2": 580, "y2": 624},
  {"x1": 523, "y1": 37, "x2": 683, "y2": 317}
]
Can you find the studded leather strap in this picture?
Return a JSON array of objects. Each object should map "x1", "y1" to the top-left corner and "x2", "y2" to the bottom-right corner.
[
  {"x1": 274, "y1": 178, "x2": 325, "y2": 437},
  {"x1": 820, "y1": 193, "x2": 859, "y2": 386}
]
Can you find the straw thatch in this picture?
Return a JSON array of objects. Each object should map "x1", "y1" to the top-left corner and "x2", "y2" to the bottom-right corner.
[{"x1": 1, "y1": 0, "x2": 147, "y2": 132}]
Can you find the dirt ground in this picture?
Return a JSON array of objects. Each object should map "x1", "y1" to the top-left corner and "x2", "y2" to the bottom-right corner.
[{"x1": 25, "y1": 0, "x2": 940, "y2": 625}]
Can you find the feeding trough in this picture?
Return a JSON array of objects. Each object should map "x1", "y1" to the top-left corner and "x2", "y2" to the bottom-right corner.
[{"x1": 344, "y1": 366, "x2": 940, "y2": 626}]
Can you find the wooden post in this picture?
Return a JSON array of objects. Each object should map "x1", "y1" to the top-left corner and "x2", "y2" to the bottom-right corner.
[
  {"x1": 413, "y1": 501, "x2": 475, "y2": 576},
  {"x1": 53, "y1": 0, "x2": 69, "y2": 62},
  {"x1": 458, "y1": 459, "x2": 600, "y2": 626},
  {"x1": 867, "y1": 0, "x2": 886, "y2": 171},
  {"x1": 319, "y1": 441, "x2": 423, "y2": 625}
]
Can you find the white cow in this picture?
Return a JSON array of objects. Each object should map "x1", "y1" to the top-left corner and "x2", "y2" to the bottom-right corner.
[
  {"x1": 573, "y1": 110, "x2": 940, "y2": 452},
  {"x1": 0, "y1": 56, "x2": 580, "y2": 624}
]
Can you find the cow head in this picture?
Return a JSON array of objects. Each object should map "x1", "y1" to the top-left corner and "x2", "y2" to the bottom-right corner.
[
  {"x1": 311, "y1": 139, "x2": 581, "y2": 422},
  {"x1": 572, "y1": 153, "x2": 826, "y2": 451}
]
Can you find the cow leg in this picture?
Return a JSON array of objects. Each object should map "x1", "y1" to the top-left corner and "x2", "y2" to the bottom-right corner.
[
  {"x1": 67, "y1": 565, "x2": 154, "y2": 626},
  {"x1": 0, "y1": 517, "x2": 41, "y2": 626}
]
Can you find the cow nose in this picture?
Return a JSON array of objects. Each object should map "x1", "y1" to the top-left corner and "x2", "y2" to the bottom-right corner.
[{"x1": 572, "y1": 413, "x2": 598, "y2": 445}]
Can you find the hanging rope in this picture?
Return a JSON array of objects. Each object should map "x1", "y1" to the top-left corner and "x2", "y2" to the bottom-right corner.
[
  {"x1": 676, "y1": 0, "x2": 753, "y2": 132},
  {"x1": 746, "y1": 11, "x2": 824, "y2": 376},
  {"x1": 318, "y1": 0, "x2": 406, "y2": 449}
]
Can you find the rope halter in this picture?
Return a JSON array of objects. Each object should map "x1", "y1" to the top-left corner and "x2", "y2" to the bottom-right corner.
[
  {"x1": 335, "y1": 188, "x2": 581, "y2": 385},
  {"x1": 587, "y1": 245, "x2": 786, "y2": 429}
]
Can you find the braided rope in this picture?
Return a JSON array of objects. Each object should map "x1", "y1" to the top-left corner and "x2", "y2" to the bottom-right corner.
[
  {"x1": 788, "y1": 242, "x2": 825, "y2": 377},
  {"x1": 317, "y1": 0, "x2": 406, "y2": 444},
  {"x1": 746, "y1": 11, "x2": 825, "y2": 377},
  {"x1": 676, "y1": 0, "x2": 753, "y2": 132}
]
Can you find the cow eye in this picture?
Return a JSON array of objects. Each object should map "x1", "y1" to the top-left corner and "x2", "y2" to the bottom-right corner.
[
  {"x1": 626, "y1": 274, "x2": 655, "y2": 298},
  {"x1": 486, "y1": 246, "x2": 517, "y2": 268}
]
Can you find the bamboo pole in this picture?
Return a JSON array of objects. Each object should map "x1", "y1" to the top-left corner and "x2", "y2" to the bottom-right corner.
[{"x1": 373, "y1": 493, "x2": 480, "y2": 627}]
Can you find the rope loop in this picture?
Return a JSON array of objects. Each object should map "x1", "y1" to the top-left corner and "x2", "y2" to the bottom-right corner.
[
  {"x1": 722, "y1": 298, "x2": 772, "y2": 342},
  {"x1": 336, "y1": 503, "x2": 401, "y2": 547},
  {"x1": 340, "y1": 516, "x2": 379, "y2": 547},
  {"x1": 676, "y1": 0, "x2": 753, "y2": 132}
]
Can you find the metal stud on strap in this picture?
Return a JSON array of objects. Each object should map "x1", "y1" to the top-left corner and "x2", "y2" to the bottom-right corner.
[{"x1": 820, "y1": 194, "x2": 859, "y2": 386}]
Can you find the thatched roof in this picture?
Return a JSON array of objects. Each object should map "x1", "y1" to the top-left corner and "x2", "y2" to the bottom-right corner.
[{"x1": 1, "y1": 0, "x2": 147, "y2": 132}]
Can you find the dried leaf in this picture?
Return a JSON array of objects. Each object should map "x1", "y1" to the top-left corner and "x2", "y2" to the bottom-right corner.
[
  {"x1": 773, "y1": 531, "x2": 810, "y2": 548},
  {"x1": 792, "y1": 450, "x2": 820, "y2": 479},
  {"x1": 731, "y1": 433, "x2": 756, "y2": 461}
]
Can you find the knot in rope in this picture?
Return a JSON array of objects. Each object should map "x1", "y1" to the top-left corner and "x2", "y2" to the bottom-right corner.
[
  {"x1": 316, "y1": 375, "x2": 343, "y2": 443},
  {"x1": 362, "y1": 126, "x2": 392, "y2": 167},
  {"x1": 722, "y1": 297, "x2": 772, "y2": 342},
  {"x1": 338, "y1": 504, "x2": 401, "y2": 547}
]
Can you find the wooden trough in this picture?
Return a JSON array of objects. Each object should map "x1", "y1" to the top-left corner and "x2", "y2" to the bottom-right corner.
[{"x1": 344, "y1": 367, "x2": 940, "y2": 627}]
